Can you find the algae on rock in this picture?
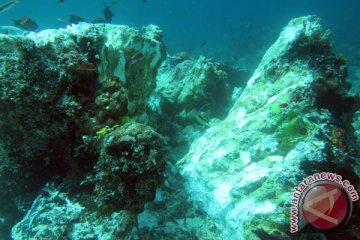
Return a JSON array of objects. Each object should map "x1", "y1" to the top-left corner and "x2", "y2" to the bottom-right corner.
[
  {"x1": 11, "y1": 183, "x2": 136, "y2": 240},
  {"x1": 94, "y1": 122, "x2": 166, "y2": 213},
  {"x1": 149, "y1": 53, "x2": 250, "y2": 151},
  {"x1": 153, "y1": 54, "x2": 248, "y2": 120},
  {"x1": 0, "y1": 23, "x2": 166, "y2": 239},
  {"x1": 180, "y1": 15, "x2": 359, "y2": 239}
]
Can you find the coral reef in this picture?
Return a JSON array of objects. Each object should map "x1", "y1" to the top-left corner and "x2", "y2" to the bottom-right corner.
[
  {"x1": 179, "y1": 16, "x2": 359, "y2": 239},
  {"x1": 93, "y1": 122, "x2": 165, "y2": 213},
  {"x1": 149, "y1": 53, "x2": 250, "y2": 150},
  {"x1": 0, "y1": 23, "x2": 165, "y2": 239},
  {"x1": 11, "y1": 183, "x2": 136, "y2": 240},
  {"x1": 0, "y1": 31, "x2": 99, "y2": 236},
  {"x1": 1, "y1": 16, "x2": 360, "y2": 240},
  {"x1": 153, "y1": 53, "x2": 249, "y2": 121},
  {"x1": 1, "y1": 22, "x2": 230, "y2": 239}
]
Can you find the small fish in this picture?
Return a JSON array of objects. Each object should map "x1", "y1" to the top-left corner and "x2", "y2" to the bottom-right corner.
[
  {"x1": 127, "y1": 53, "x2": 144, "y2": 65},
  {"x1": 58, "y1": 15, "x2": 88, "y2": 25},
  {"x1": 0, "y1": 0, "x2": 18, "y2": 13},
  {"x1": 76, "y1": 62, "x2": 97, "y2": 71},
  {"x1": 103, "y1": 2, "x2": 114, "y2": 23},
  {"x1": 58, "y1": 0, "x2": 64, "y2": 5},
  {"x1": 13, "y1": 17, "x2": 38, "y2": 31},
  {"x1": 69, "y1": 15, "x2": 88, "y2": 24},
  {"x1": 195, "y1": 104, "x2": 212, "y2": 126},
  {"x1": 57, "y1": 18, "x2": 71, "y2": 25},
  {"x1": 195, "y1": 111, "x2": 210, "y2": 126},
  {"x1": 201, "y1": 41, "x2": 207, "y2": 46}
]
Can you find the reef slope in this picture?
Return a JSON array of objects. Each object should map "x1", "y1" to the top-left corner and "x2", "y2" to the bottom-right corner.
[{"x1": 180, "y1": 16, "x2": 359, "y2": 239}]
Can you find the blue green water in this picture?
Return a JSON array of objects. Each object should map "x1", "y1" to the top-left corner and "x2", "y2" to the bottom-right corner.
[{"x1": 1, "y1": 0, "x2": 359, "y2": 69}]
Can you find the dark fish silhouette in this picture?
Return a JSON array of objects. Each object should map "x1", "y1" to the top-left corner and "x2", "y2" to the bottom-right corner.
[
  {"x1": 57, "y1": 15, "x2": 88, "y2": 25},
  {"x1": 103, "y1": 3, "x2": 114, "y2": 23},
  {"x1": 69, "y1": 15, "x2": 88, "y2": 24},
  {"x1": 58, "y1": 0, "x2": 64, "y2": 5},
  {"x1": 13, "y1": 17, "x2": 39, "y2": 31}
]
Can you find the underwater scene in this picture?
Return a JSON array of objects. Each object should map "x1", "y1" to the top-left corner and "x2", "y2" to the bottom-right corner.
[{"x1": 0, "y1": 0, "x2": 360, "y2": 239}]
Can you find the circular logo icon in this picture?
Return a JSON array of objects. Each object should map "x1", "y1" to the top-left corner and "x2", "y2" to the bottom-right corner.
[{"x1": 301, "y1": 183, "x2": 349, "y2": 229}]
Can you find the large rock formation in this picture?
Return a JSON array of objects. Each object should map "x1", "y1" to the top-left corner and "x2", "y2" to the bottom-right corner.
[
  {"x1": 179, "y1": 16, "x2": 359, "y2": 239},
  {"x1": 150, "y1": 53, "x2": 250, "y2": 149},
  {"x1": 0, "y1": 23, "x2": 166, "y2": 238}
]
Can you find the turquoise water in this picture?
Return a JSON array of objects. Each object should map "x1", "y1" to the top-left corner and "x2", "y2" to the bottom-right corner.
[{"x1": 1, "y1": 0, "x2": 359, "y2": 68}]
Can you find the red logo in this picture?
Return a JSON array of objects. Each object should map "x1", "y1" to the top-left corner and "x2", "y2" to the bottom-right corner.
[{"x1": 301, "y1": 183, "x2": 349, "y2": 229}]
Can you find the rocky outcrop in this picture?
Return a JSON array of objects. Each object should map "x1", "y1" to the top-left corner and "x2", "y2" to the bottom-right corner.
[
  {"x1": 152, "y1": 53, "x2": 249, "y2": 124},
  {"x1": 179, "y1": 16, "x2": 359, "y2": 239},
  {"x1": 94, "y1": 122, "x2": 165, "y2": 213},
  {"x1": 0, "y1": 23, "x2": 165, "y2": 239},
  {"x1": 155, "y1": 54, "x2": 231, "y2": 113},
  {"x1": 11, "y1": 184, "x2": 136, "y2": 240},
  {"x1": 9, "y1": 123, "x2": 165, "y2": 240},
  {"x1": 149, "y1": 53, "x2": 250, "y2": 151}
]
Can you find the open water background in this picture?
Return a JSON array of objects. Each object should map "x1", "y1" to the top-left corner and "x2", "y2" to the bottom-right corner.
[{"x1": 1, "y1": 0, "x2": 359, "y2": 73}]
